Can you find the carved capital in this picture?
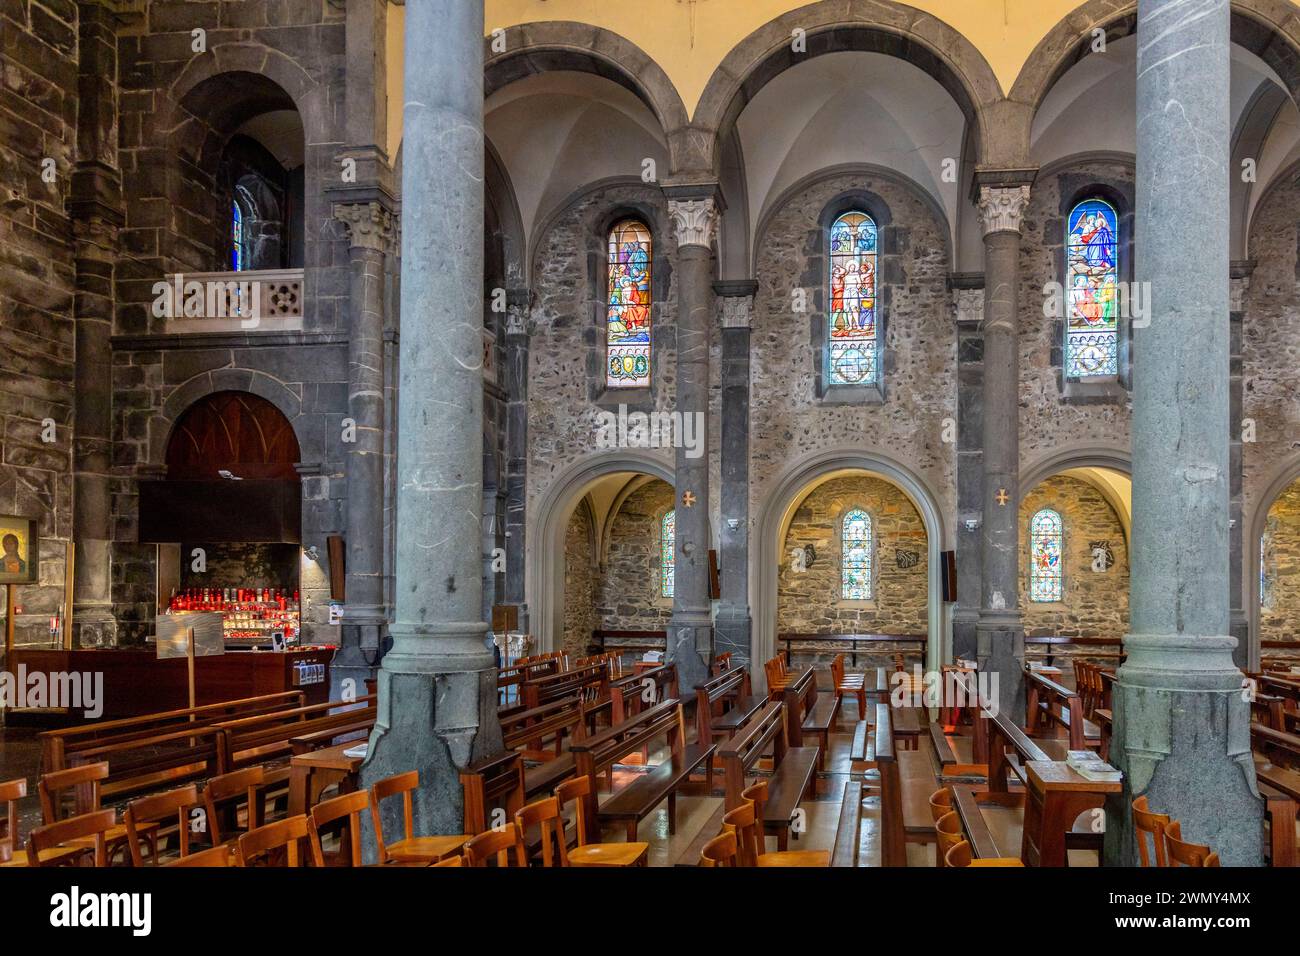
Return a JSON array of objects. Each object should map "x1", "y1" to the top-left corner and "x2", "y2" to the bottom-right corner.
[
  {"x1": 718, "y1": 294, "x2": 753, "y2": 329},
  {"x1": 333, "y1": 201, "x2": 397, "y2": 253},
  {"x1": 977, "y1": 185, "x2": 1031, "y2": 236},
  {"x1": 667, "y1": 197, "x2": 718, "y2": 249},
  {"x1": 1230, "y1": 275, "x2": 1250, "y2": 313}
]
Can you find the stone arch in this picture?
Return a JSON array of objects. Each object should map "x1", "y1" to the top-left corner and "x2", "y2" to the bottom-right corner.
[
  {"x1": 1019, "y1": 446, "x2": 1133, "y2": 543},
  {"x1": 161, "y1": 44, "x2": 319, "y2": 134},
  {"x1": 484, "y1": 23, "x2": 692, "y2": 175},
  {"x1": 691, "y1": 1, "x2": 1006, "y2": 176},
  {"x1": 152, "y1": 370, "x2": 309, "y2": 470},
  {"x1": 754, "y1": 448, "x2": 950, "y2": 690},
  {"x1": 1010, "y1": 0, "x2": 1300, "y2": 161},
  {"x1": 527, "y1": 451, "x2": 675, "y2": 654},
  {"x1": 1246, "y1": 452, "x2": 1300, "y2": 670}
]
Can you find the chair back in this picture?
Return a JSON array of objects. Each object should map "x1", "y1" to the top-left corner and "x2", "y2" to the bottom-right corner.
[
  {"x1": 555, "y1": 776, "x2": 594, "y2": 847},
  {"x1": 164, "y1": 844, "x2": 232, "y2": 867},
  {"x1": 237, "y1": 815, "x2": 310, "y2": 867},
  {"x1": 124, "y1": 784, "x2": 201, "y2": 866},
  {"x1": 700, "y1": 831, "x2": 738, "y2": 867},
  {"x1": 369, "y1": 770, "x2": 420, "y2": 864},
  {"x1": 516, "y1": 797, "x2": 568, "y2": 867},
  {"x1": 928, "y1": 786, "x2": 952, "y2": 824},
  {"x1": 935, "y1": 810, "x2": 964, "y2": 868},
  {"x1": 1, "y1": 778, "x2": 26, "y2": 855},
  {"x1": 721, "y1": 800, "x2": 762, "y2": 866},
  {"x1": 39, "y1": 761, "x2": 108, "y2": 823},
  {"x1": 1132, "y1": 795, "x2": 1171, "y2": 867},
  {"x1": 28, "y1": 809, "x2": 116, "y2": 867},
  {"x1": 945, "y1": 839, "x2": 974, "y2": 868},
  {"x1": 308, "y1": 790, "x2": 370, "y2": 867},
  {"x1": 741, "y1": 780, "x2": 769, "y2": 825},
  {"x1": 1164, "y1": 820, "x2": 1220, "y2": 868},
  {"x1": 202, "y1": 765, "x2": 265, "y2": 846},
  {"x1": 463, "y1": 823, "x2": 527, "y2": 867}
]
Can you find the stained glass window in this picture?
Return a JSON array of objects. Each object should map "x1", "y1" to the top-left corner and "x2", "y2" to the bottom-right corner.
[
  {"x1": 660, "y1": 509, "x2": 675, "y2": 598},
  {"x1": 1065, "y1": 199, "x2": 1118, "y2": 378},
  {"x1": 606, "y1": 219, "x2": 653, "y2": 388},
  {"x1": 1029, "y1": 509, "x2": 1064, "y2": 602},
  {"x1": 828, "y1": 211, "x2": 879, "y2": 386},
  {"x1": 231, "y1": 200, "x2": 245, "y2": 271},
  {"x1": 841, "y1": 509, "x2": 873, "y2": 600}
]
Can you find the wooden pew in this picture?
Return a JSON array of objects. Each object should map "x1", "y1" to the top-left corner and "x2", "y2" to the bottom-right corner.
[
  {"x1": 609, "y1": 662, "x2": 679, "y2": 725},
  {"x1": 695, "y1": 666, "x2": 765, "y2": 747},
  {"x1": 499, "y1": 695, "x2": 587, "y2": 762},
  {"x1": 459, "y1": 751, "x2": 526, "y2": 835},
  {"x1": 61, "y1": 725, "x2": 224, "y2": 812},
  {"x1": 830, "y1": 779, "x2": 864, "y2": 867},
  {"x1": 214, "y1": 696, "x2": 378, "y2": 779},
  {"x1": 39, "y1": 691, "x2": 305, "y2": 774},
  {"x1": 782, "y1": 666, "x2": 838, "y2": 772},
  {"x1": 717, "y1": 701, "x2": 818, "y2": 850},
  {"x1": 569, "y1": 698, "x2": 713, "y2": 843},
  {"x1": 873, "y1": 702, "x2": 940, "y2": 866},
  {"x1": 1024, "y1": 668, "x2": 1100, "y2": 751},
  {"x1": 1249, "y1": 722, "x2": 1300, "y2": 866},
  {"x1": 520, "y1": 661, "x2": 608, "y2": 712}
]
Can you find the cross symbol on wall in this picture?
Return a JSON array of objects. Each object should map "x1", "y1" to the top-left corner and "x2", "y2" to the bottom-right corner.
[
  {"x1": 995, "y1": 488, "x2": 1009, "y2": 506},
  {"x1": 682, "y1": 491, "x2": 697, "y2": 508}
]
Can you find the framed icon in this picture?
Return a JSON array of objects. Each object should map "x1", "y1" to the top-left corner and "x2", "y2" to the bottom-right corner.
[{"x1": 0, "y1": 515, "x2": 38, "y2": 585}]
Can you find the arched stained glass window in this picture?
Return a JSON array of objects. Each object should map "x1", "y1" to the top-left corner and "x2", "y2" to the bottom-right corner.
[
  {"x1": 828, "y1": 211, "x2": 878, "y2": 386},
  {"x1": 1029, "y1": 509, "x2": 1064, "y2": 602},
  {"x1": 1065, "y1": 198, "x2": 1118, "y2": 378},
  {"x1": 606, "y1": 219, "x2": 653, "y2": 388},
  {"x1": 660, "y1": 509, "x2": 675, "y2": 598},
  {"x1": 231, "y1": 200, "x2": 245, "y2": 272},
  {"x1": 841, "y1": 508, "x2": 873, "y2": 600}
]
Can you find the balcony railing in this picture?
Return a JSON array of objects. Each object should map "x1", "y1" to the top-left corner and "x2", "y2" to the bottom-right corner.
[{"x1": 160, "y1": 269, "x2": 304, "y2": 334}]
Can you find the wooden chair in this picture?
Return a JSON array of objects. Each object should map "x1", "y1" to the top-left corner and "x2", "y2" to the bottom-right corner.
[
  {"x1": 722, "y1": 798, "x2": 828, "y2": 867},
  {"x1": 27, "y1": 809, "x2": 117, "y2": 867},
  {"x1": 369, "y1": 771, "x2": 468, "y2": 864},
  {"x1": 831, "y1": 654, "x2": 867, "y2": 721},
  {"x1": 308, "y1": 790, "x2": 370, "y2": 867},
  {"x1": 163, "y1": 844, "x2": 233, "y2": 867},
  {"x1": 928, "y1": 786, "x2": 952, "y2": 824},
  {"x1": 0, "y1": 778, "x2": 24, "y2": 861},
  {"x1": 516, "y1": 796, "x2": 570, "y2": 867},
  {"x1": 944, "y1": 840, "x2": 1025, "y2": 867},
  {"x1": 700, "y1": 830, "x2": 738, "y2": 867},
  {"x1": 463, "y1": 822, "x2": 528, "y2": 867},
  {"x1": 764, "y1": 656, "x2": 793, "y2": 699},
  {"x1": 201, "y1": 765, "x2": 265, "y2": 847},
  {"x1": 39, "y1": 762, "x2": 157, "y2": 865},
  {"x1": 1132, "y1": 795, "x2": 1170, "y2": 867},
  {"x1": 554, "y1": 776, "x2": 649, "y2": 866},
  {"x1": 1163, "y1": 820, "x2": 1220, "y2": 867},
  {"x1": 123, "y1": 784, "x2": 202, "y2": 866},
  {"x1": 236, "y1": 815, "x2": 311, "y2": 867},
  {"x1": 935, "y1": 810, "x2": 964, "y2": 869}
]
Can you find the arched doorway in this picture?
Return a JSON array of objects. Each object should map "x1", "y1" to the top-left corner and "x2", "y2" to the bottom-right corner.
[{"x1": 1251, "y1": 460, "x2": 1300, "y2": 670}]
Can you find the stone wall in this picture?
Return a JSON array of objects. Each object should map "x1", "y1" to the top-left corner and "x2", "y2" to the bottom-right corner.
[
  {"x1": 1019, "y1": 475, "x2": 1129, "y2": 639},
  {"x1": 561, "y1": 503, "x2": 596, "y2": 660},
  {"x1": 597, "y1": 479, "x2": 674, "y2": 633},
  {"x1": 0, "y1": 0, "x2": 79, "y2": 647},
  {"x1": 1261, "y1": 480, "x2": 1300, "y2": 643}
]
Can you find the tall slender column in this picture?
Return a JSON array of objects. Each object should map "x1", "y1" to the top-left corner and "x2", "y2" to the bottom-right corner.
[
  {"x1": 1105, "y1": 0, "x2": 1262, "y2": 866},
  {"x1": 503, "y1": 292, "x2": 531, "y2": 631},
  {"x1": 975, "y1": 183, "x2": 1031, "y2": 719},
  {"x1": 666, "y1": 192, "x2": 719, "y2": 693},
  {"x1": 1229, "y1": 264, "x2": 1251, "y2": 669},
  {"x1": 359, "y1": 0, "x2": 501, "y2": 842},
  {"x1": 331, "y1": 201, "x2": 394, "y2": 698},
  {"x1": 715, "y1": 281, "x2": 756, "y2": 670},
  {"x1": 953, "y1": 281, "x2": 985, "y2": 663}
]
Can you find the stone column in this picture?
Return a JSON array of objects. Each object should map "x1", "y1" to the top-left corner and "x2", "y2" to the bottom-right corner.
[
  {"x1": 69, "y1": 2, "x2": 123, "y2": 647},
  {"x1": 665, "y1": 191, "x2": 719, "y2": 694},
  {"x1": 975, "y1": 183, "x2": 1031, "y2": 720},
  {"x1": 1105, "y1": 0, "x2": 1262, "y2": 867},
  {"x1": 330, "y1": 201, "x2": 395, "y2": 699},
  {"x1": 952, "y1": 280, "x2": 985, "y2": 663},
  {"x1": 1229, "y1": 264, "x2": 1251, "y2": 669},
  {"x1": 502, "y1": 292, "x2": 531, "y2": 633},
  {"x1": 359, "y1": 0, "x2": 502, "y2": 842},
  {"x1": 715, "y1": 280, "x2": 756, "y2": 670}
]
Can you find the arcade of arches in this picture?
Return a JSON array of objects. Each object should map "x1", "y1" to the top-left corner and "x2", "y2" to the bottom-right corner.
[{"x1": 2, "y1": 0, "x2": 1300, "y2": 878}]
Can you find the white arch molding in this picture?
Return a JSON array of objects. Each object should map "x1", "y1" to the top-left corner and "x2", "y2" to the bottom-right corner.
[
  {"x1": 753, "y1": 449, "x2": 952, "y2": 691},
  {"x1": 527, "y1": 450, "x2": 675, "y2": 654},
  {"x1": 1247, "y1": 452, "x2": 1300, "y2": 671}
]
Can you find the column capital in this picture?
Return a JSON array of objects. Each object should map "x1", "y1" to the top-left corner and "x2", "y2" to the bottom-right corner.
[
  {"x1": 333, "y1": 200, "x2": 397, "y2": 253},
  {"x1": 977, "y1": 185, "x2": 1031, "y2": 236},
  {"x1": 714, "y1": 279, "x2": 758, "y2": 329},
  {"x1": 667, "y1": 196, "x2": 719, "y2": 249},
  {"x1": 953, "y1": 287, "x2": 984, "y2": 327}
]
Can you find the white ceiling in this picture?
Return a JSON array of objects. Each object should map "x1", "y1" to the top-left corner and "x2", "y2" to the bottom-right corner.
[{"x1": 233, "y1": 110, "x2": 305, "y2": 170}]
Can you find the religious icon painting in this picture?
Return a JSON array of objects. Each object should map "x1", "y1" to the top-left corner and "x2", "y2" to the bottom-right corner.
[
  {"x1": 0, "y1": 514, "x2": 38, "y2": 585},
  {"x1": 827, "y1": 211, "x2": 879, "y2": 386},
  {"x1": 1065, "y1": 198, "x2": 1119, "y2": 378},
  {"x1": 606, "y1": 219, "x2": 653, "y2": 388}
]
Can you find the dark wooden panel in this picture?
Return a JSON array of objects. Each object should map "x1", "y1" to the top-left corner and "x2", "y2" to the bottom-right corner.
[
  {"x1": 166, "y1": 391, "x2": 301, "y2": 480},
  {"x1": 139, "y1": 480, "x2": 301, "y2": 543}
]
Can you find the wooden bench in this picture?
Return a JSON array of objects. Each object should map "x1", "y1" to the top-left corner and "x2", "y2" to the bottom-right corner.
[
  {"x1": 717, "y1": 701, "x2": 818, "y2": 850},
  {"x1": 830, "y1": 779, "x2": 865, "y2": 867},
  {"x1": 610, "y1": 662, "x2": 679, "y2": 725},
  {"x1": 39, "y1": 691, "x2": 305, "y2": 774},
  {"x1": 215, "y1": 696, "x2": 378, "y2": 780},
  {"x1": 695, "y1": 666, "x2": 765, "y2": 747},
  {"x1": 499, "y1": 694, "x2": 587, "y2": 762},
  {"x1": 569, "y1": 698, "x2": 714, "y2": 843},
  {"x1": 63, "y1": 725, "x2": 224, "y2": 812},
  {"x1": 520, "y1": 661, "x2": 609, "y2": 712},
  {"x1": 782, "y1": 666, "x2": 838, "y2": 772},
  {"x1": 873, "y1": 702, "x2": 941, "y2": 866},
  {"x1": 1249, "y1": 722, "x2": 1300, "y2": 867},
  {"x1": 1024, "y1": 668, "x2": 1100, "y2": 751}
]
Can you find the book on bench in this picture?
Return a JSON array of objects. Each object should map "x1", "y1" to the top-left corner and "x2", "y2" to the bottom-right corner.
[
  {"x1": 1066, "y1": 750, "x2": 1121, "y2": 782},
  {"x1": 343, "y1": 743, "x2": 369, "y2": 759}
]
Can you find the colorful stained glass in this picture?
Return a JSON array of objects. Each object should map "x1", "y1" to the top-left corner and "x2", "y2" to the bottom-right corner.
[
  {"x1": 1065, "y1": 199, "x2": 1118, "y2": 378},
  {"x1": 231, "y1": 200, "x2": 244, "y2": 272},
  {"x1": 1029, "y1": 509, "x2": 1064, "y2": 602},
  {"x1": 660, "y1": 509, "x2": 675, "y2": 598},
  {"x1": 827, "y1": 211, "x2": 878, "y2": 386},
  {"x1": 841, "y1": 509, "x2": 873, "y2": 600},
  {"x1": 606, "y1": 219, "x2": 653, "y2": 388}
]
